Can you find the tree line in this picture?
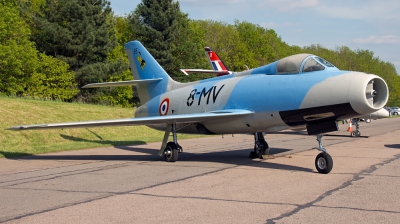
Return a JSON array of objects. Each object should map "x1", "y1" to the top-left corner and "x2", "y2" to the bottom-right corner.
[{"x1": 1, "y1": 0, "x2": 399, "y2": 107}]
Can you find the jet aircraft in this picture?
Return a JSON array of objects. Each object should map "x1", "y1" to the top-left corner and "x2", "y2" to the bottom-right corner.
[{"x1": 8, "y1": 40, "x2": 389, "y2": 174}]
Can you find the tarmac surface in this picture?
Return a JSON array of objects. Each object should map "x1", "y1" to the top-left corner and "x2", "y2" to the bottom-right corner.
[{"x1": 1, "y1": 118, "x2": 400, "y2": 223}]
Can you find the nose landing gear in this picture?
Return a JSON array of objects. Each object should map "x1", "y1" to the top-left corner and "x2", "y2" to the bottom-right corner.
[{"x1": 314, "y1": 134, "x2": 333, "y2": 174}]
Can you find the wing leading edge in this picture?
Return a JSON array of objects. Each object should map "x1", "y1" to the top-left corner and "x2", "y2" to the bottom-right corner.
[
  {"x1": 8, "y1": 109, "x2": 253, "y2": 131},
  {"x1": 82, "y1": 78, "x2": 162, "y2": 88}
]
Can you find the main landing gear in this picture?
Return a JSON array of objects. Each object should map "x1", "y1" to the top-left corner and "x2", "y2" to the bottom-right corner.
[
  {"x1": 159, "y1": 123, "x2": 182, "y2": 162},
  {"x1": 314, "y1": 134, "x2": 333, "y2": 174},
  {"x1": 249, "y1": 132, "x2": 270, "y2": 158},
  {"x1": 350, "y1": 118, "x2": 361, "y2": 137},
  {"x1": 159, "y1": 125, "x2": 333, "y2": 174}
]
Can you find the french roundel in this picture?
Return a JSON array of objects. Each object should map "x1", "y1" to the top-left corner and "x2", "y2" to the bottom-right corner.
[{"x1": 159, "y1": 98, "x2": 170, "y2": 116}]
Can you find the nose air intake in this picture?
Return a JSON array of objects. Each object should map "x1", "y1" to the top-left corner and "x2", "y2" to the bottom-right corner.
[
  {"x1": 365, "y1": 78, "x2": 388, "y2": 110},
  {"x1": 349, "y1": 74, "x2": 388, "y2": 115}
]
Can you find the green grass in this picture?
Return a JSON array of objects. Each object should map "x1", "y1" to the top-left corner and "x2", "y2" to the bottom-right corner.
[{"x1": 0, "y1": 97, "x2": 203, "y2": 158}]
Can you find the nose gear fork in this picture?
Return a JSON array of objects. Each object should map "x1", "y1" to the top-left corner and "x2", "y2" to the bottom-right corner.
[{"x1": 315, "y1": 134, "x2": 327, "y2": 153}]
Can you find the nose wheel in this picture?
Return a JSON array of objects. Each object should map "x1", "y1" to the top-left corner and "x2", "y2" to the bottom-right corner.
[
  {"x1": 314, "y1": 134, "x2": 333, "y2": 174},
  {"x1": 315, "y1": 152, "x2": 333, "y2": 174}
]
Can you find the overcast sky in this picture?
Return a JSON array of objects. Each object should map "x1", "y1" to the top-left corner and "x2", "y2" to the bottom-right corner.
[{"x1": 110, "y1": 0, "x2": 400, "y2": 74}]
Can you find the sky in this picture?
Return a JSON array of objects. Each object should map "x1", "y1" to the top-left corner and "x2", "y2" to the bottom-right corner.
[{"x1": 110, "y1": 0, "x2": 400, "y2": 74}]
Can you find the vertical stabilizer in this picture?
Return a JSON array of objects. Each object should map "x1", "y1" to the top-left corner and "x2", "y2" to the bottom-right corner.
[{"x1": 125, "y1": 41, "x2": 178, "y2": 103}]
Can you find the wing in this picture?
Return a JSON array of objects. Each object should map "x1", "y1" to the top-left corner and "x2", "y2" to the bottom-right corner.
[
  {"x1": 82, "y1": 78, "x2": 162, "y2": 88},
  {"x1": 8, "y1": 109, "x2": 253, "y2": 131}
]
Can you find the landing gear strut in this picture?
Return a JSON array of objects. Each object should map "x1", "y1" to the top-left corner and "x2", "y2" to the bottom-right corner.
[
  {"x1": 350, "y1": 118, "x2": 361, "y2": 137},
  {"x1": 249, "y1": 132, "x2": 270, "y2": 158},
  {"x1": 314, "y1": 134, "x2": 333, "y2": 174},
  {"x1": 159, "y1": 123, "x2": 181, "y2": 162}
]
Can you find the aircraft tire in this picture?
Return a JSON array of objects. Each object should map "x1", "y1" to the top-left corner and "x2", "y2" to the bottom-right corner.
[
  {"x1": 254, "y1": 141, "x2": 268, "y2": 158},
  {"x1": 249, "y1": 151, "x2": 258, "y2": 158},
  {"x1": 356, "y1": 131, "x2": 361, "y2": 137},
  {"x1": 351, "y1": 131, "x2": 356, "y2": 137},
  {"x1": 164, "y1": 142, "x2": 179, "y2": 162},
  {"x1": 315, "y1": 152, "x2": 333, "y2": 174},
  {"x1": 262, "y1": 142, "x2": 270, "y2": 155}
]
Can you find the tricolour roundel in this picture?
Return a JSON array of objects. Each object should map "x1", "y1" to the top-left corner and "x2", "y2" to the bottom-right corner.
[{"x1": 159, "y1": 98, "x2": 170, "y2": 116}]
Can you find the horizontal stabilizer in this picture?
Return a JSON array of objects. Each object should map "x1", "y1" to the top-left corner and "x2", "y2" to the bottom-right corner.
[
  {"x1": 82, "y1": 78, "x2": 162, "y2": 88},
  {"x1": 180, "y1": 69, "x2": 231, "y2": 76},
  {"x1": 8, "y1": 109, "x2": 253, "y2": 131}
]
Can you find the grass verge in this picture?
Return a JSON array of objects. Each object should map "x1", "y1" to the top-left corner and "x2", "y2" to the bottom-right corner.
[{"x1": 0, "y1": 97, "x2": 204, "y2": 158}]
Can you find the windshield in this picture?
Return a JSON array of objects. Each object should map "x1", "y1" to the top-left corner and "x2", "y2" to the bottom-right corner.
[
  {"x1": 315, "y1": 57, "x2": 335, "y2": 67},
  {"x1": 302, "y1": 58, "x2": 325, "y2": 72}
]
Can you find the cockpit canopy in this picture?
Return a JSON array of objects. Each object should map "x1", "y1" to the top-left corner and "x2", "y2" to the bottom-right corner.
[{"x1": 254, "y1": 53, "x2": 338, "y2": 75}]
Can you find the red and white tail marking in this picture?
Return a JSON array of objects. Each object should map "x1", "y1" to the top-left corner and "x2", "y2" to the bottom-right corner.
[{"x1": 205, "y1": 47, "x2": 230, "y2": 76}]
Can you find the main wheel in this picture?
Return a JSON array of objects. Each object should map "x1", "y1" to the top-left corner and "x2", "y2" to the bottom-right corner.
[
  {"x1": 315, "y1": 152, "x2": 333, "y2": 174},
  {"x1": 262, "y1": 142, "x2": 270, "y2": 155},
  {"x1": 164, "y1": 142, "x2": 179, "y2": 162},
  {"x1": 253, "y1": 141, "x2": 268, "y2": 158},
  {"x1": 249, "y1": 151, "x2": 258, "y2": 158}
]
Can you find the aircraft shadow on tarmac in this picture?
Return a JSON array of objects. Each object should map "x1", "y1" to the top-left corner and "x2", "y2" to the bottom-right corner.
[
  {"x1": 60, "y1": 134, "x2": 147, "y2": 150},
  {"x1": 270, "y1": 131, "x2": 369, "y2": 139},
  {"x1": 0, "y1": 151, "x2": 33, "y2": 158},
  {"x1": 384, "y1": 144, "x2": 400, "y2": 149},
  {"x1": 11, "y1": 135, "x2": 314, "y2": 173},
  {"x1": 325, "y1": 134, "x2": 369, "y2": 138}
]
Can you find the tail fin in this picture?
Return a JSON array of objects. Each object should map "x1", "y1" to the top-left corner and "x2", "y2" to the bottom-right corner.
[
  {"x1": 205, "y1": 47, "x2": 230, "y2": 72},
  {"x1": 125, "y1": 41, "x2": 177, "y2": 103}
]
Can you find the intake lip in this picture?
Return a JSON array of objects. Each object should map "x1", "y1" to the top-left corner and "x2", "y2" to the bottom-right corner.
[{"x1": 348, "y1": 73, "x2": 389, "y2": 115}]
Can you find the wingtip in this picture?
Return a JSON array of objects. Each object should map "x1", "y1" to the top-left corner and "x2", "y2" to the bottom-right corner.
[{"x1": 6, "y1": 126, "x2": 25, "y2": 131}]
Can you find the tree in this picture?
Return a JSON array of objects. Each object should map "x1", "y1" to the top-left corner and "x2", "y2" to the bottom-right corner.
[
  {"x1": 31, "y1": 0, "x2": 126, "y2": 104},
  {"x1": 129, "y1": 0, "x2": 180, "y2": 75},
  {"x1": 32, "y1": 0, "x2": 116, "y2": 71},
  {"x1": 0, "y1": 1, "x2": 36, "y2": 95},
  {"x1": 26, "y1": 53, "x2": 78, "y2": 100},
  {"x1": 0, "y1": 1, "x2": 77, "y2": 99},
  {"x1": 102, "y1": 15, "x2": 137, "y2": 107}
]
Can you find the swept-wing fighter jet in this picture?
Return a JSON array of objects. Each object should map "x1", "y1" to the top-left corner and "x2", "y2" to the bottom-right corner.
[{"x1": 8, "y1": 41, "x2": 389, "y2": 174}]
